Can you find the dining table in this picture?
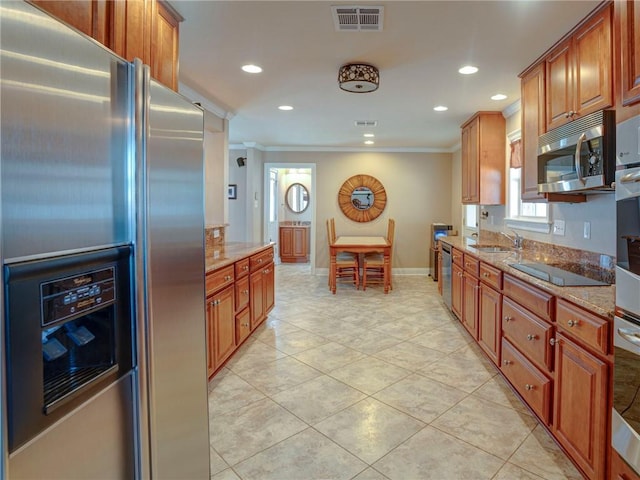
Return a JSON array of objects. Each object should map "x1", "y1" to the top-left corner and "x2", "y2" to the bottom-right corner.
[{"x1": 330, "y1": 235, "x2": 391, "y2": 294}]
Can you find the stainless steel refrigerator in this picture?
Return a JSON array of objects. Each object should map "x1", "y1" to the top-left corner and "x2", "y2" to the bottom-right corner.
[{"x1": 0, "y1": 2, "x2": 210, "y2": 478}]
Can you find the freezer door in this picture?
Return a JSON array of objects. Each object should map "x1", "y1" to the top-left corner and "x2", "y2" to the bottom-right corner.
[
  {"x1": 135, "y1": 62, "x2": 210, "y2": 478},
  {"x1": 0, "y1": 2, "x2": 131, "y2": 261}
]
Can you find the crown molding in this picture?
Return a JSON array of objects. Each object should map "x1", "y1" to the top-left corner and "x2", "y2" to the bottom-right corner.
[
  {"x1": 502, "y1": 99, "x2": 521, "y2": 118},
  {"x1": 178, "y1": 82, "x2": 235, "y2": 120},
  {"x1": 229, "y1": 144, "x2": 455, "y2": 153}
]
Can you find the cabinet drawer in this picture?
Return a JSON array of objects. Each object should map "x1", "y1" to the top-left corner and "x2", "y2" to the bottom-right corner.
[
  {"x1": 206, "y1": 265, "x2": 234, "y2": 296},
  {"x1": 452, "y1": 248, "x2": 464, "y2": 267},
  {"x1": 235, "y1": 275, "x2": 250, "y2": 312},
  {"x1": 501, "y1": 338, "x2": 552, "y2": 424},
  {"x1": 502, "y1": 297, "x2": 554, "y2": 372},
  {"x1": 250, "y1": 247, "x2": 274, "y2": 271},
  {"x1": 556, "y1": 298, "x2": 609, "y2": 356},
  {"x1": 463, "y1": 254, "x2": 480, "y2": 277},
  {"x1": 503, "y1": 273, "x2": 554, "y2": 322},
  {"x1": 479, "y1": 262, "x2": 502, "y2": 290},
  {"x1": 235, "y1": 258, "x2": 250, "y2": 279},
  {"x1": 236, "y1": 307, "x2": 251, "y2": 345}
]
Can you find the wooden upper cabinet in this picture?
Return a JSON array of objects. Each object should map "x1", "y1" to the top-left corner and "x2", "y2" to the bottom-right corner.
[
  {"x1": 31, "y1": 0, "x2": 109, "y2": 44},
  {"x1": 461, "y1": 112, "x2": 505, "y2": 205},
  {"x1": 545, "y1": 4, "x2": 613, "y2": 130},
  {"x1": 520, "y1": 63, "x2": 546, "y2": 202},
  {"x1": 151, "y1": 1, "x2": 182, "y2": 91},
  {"x1": 615, "y1": 0, "x2": 640, "y2": 113},
  {"x1": 33, "y1": 0, "x2": 182, "y2": 91}
]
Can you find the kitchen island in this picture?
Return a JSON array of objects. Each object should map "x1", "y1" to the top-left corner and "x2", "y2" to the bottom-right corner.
[{"x1": 205, "y1": 242, "x2": 275, "y2": 378}]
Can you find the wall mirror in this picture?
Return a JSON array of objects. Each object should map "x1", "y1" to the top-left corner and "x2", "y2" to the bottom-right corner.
[
  {"x1": 338, "y1": 174, "x2": 386, "y2": 222},
  {"x1": 285, "y1": 183, "x2": 309, "y2": 213}
]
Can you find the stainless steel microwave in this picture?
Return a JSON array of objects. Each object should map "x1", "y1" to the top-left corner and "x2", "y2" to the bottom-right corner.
[{"x1": 538, "y1": 110, "x2": 615, "y2": 194}]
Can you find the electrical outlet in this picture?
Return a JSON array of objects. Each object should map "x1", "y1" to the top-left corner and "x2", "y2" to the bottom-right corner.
[
  {"x1": 583, "y1": 221, "x2": 591, "y2": 239},
  {"x1": 553, "y1": 220, "x2": 566, "y2": 236}
]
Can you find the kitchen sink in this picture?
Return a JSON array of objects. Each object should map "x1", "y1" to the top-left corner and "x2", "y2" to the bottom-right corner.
[{"x1": 470, "y1": 244, "x2": 511, "y2": 253}]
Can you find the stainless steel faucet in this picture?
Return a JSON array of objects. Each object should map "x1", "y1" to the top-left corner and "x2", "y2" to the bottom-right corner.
[{"x1": 500, "y1": 230, "x2": 523, "y2": 249}]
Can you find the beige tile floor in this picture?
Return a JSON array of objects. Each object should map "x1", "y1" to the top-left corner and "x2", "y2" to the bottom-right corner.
[{"x1": 208, "y1": 264, "x2": 584, "y2": 480}]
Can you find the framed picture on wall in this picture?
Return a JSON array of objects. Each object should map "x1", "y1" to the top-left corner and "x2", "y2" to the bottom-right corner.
[{"x1": 228, "y1": 184, "x2": 237, "y2": 200}]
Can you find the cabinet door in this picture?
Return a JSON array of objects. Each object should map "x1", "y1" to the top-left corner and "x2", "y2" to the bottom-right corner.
[
  {"x1": 250, "y1": 269, "x2": 265, "y2": 329},
  {"x1": 573, "y1": 5, "x2": 613, "y2": 116},
  {"x1": 279, "y1": 227, "x2": 293, "y2": 258},
  {"x1": 452, "y1": 263, "x2": 463, "y2": 320},
  {"x1": 520, "y1": 63, "x2": 546, "y2": 202},
  {"x1": 151, "y1": 0, "x2": 181, "y2": 91},
  {"x1": 619, "y1": 0, "x2": 640, "y2": 107},
  {"x1": 211, "y1": 286, "x2": 236, "y2": 370},
  {"x1": 478, "y1": 284, "x2": 501, "y2": 365},
  {"x1": 206, "y1": 297, "x2": 216, "y2": 377},
  {"x1": 462, "y1": 120, "x2": 479, "y2": 204},
  {"x1": 264, "y1": 263, "x2": 275, "y2": 315},
  {"x1": 293, "y1": 228, "x2": 307, "y2": 257},
  {"x1": 462, "y1": 273, "x2": 479, "y2": 339},
  {"x1": 553, "y1": 333, "x2": 608, "y2": 480},
  {"x1": 31, "y1": 0, "x2": 109, "y2": 44},
  {"x1": 546, "y1": 39, "x2": 574, "y2": 130},
  {"x1": 111, "y1": 0, "x2": 151, "y2": 66}
]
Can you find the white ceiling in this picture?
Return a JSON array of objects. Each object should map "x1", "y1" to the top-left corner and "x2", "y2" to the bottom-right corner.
[{"x1": 175, "y1": 1, "x2": 600, "y2": 151}]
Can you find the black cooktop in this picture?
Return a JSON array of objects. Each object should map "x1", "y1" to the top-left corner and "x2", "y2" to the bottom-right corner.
[{"x1": 508, "y1": 262, "x2": 612, "y2": 287}]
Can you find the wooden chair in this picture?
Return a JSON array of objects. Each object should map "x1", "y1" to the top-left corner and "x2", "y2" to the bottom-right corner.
[
  {"x1": 362, "y1": 218, "x2": 395, "y2": 291},
  {"x1": 326, "y1": 219, "x2": 359, "y2": 290}
]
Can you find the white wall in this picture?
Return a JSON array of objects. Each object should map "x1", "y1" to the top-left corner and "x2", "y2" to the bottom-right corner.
[
  {"x1": 203, "y1": 120, "x2": 228, "y2": 226},
  {"x1": 227, "y1": 149, "x2": 247, "y2": 242}
]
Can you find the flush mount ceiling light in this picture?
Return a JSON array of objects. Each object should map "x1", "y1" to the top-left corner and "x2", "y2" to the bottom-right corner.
[
  {"x1": 278, "y1": 105, "x2": 293, "y2": 111},
  {"x1": 363, "y1": 133, "x2": 375, "y2": 137},
  {"x1": 338, "y1": 63, "x2": 379, "y2": 93},
  {"x1": 491, "y1": 93, "x2": 507, "y2": 100},
  {"x1": 242, "y1": 64, "x2": 262, "y2": 73},
  {"x1": 364, "y1": 140, "x2": 375, "y2": 145},
  {"x1": 458, "y1": 65, "x2": 478, "y2": 75},
  {"x1": 433, "y1": 105, "x2": 448, "y2": 112}
]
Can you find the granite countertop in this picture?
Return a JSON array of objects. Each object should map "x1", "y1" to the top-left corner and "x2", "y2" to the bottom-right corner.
[
  {"x1": 440, "y1": 236, "x2": 615, "y2": 319},
  {"x1": 206, "y1": 242, "x2": 274, "y2": 273}
]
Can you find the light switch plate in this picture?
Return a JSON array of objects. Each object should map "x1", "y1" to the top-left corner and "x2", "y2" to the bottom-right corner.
[
  {"x1": 583, "y1": 221, "x2": 591, "y2": 239},
  {"x1": 553, "y1": 220, "x2": 566, "y2": 236}
]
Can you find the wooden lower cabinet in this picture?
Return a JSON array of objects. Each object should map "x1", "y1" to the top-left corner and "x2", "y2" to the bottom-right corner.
[
  {"x1": 553, "y1": 333, "x2": 608, "y2": 480},
  {"x1": 279, "y1": 226, "x2": 309, "y2": 263},
  {"x1": 236, "y1": 307, "x2": 251, "y2": 345},
  {"x1": 478, "y1": 283, "x2": 501, "y2": 365},
  {"x1": 462, "y1": 272, "x2": 479, "y2": 339},
  {"x1": 452, "y1": 263, "x2": 463, "y2": 320},
  {"x1": 250, "y1": 261, "x2": 275, "y2": 328},
  {"x1": 612, "y1": 449, "x2": 640, "y2": 480},
  {"x1": 207, "y1": 285, "x2": 235, "y2": 376}
]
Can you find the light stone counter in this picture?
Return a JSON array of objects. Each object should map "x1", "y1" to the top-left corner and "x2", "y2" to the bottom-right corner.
[{"x1": 205, "y1": 242, "x2": 274, "y2": 273}]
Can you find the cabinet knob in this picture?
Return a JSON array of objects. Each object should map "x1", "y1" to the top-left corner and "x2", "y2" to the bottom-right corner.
[
  {"x1": 525, "y1": 384, "x2": 534, "y2": 391},
  {"x1": 258, "y1": 259, "x2": 263, "y2": 263},
  {"x1": 567, "y1": 319, "x2": 579, "y2": 327},
  {"x1": 243, "y1": 265, "x2": 249, "y2": 271},
  {"x1": 242, "y1": 322, "x2": 249, "y2": 328},
  {"x1": 482, "y1": 272, "x2": 490, "y2": 277},
  {"x1": 503, "y1": 360, "x2": 512, "y2": 366},
  {"x1": 243, "y1": 289, "x2": 249, "y2": 295},
  {"x1": 504, "y1": 315, "x2": 512, "y2": 322},
  {"x1": 526, "y1": 334, "x2": 537, "y2": 341},
  {"x1": 224, "y1": 275, "x2": 232, "y2": 281},
  {"x1": 550, "y1": 338, "x2": 556, "y2": 346}
]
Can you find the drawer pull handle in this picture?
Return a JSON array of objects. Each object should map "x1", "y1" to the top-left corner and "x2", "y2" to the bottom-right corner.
[
  {"x1": 242, "y1": 322, "x2": 249, "y2": 328},
  {"x1": 243, "y1": 289, "x2": 249, "y2": 295},
  {"x1": 482, "y1": 272, "x2": 490, "y2": 277},
  {"x1": 224, "y1": 275, "x2": 232, "y2": 281},
  {"x1": 258, "y1": 259, "x2": 263, "y2": 263},
  {"x1": 243, "y1": 266, "x2": 249, "y2": 271},
  {"x1": 503, "y1": 360, "x2": 512, "y2": 366},
  {"x1": 549, "y1": 338, "x2": 556, "y2": 346},
  {"x1": 526, "y1": 334, "x2": 537, "y2": 341},
  {"x1": 567, "y1": 319, "x2": 579, "y2": 327},
  {"x1": 504, "y1": 316, "x2": 512, "y2": 323},
  {"x1": 525, "y1": 384, "x2": 534, "y2": 391}
]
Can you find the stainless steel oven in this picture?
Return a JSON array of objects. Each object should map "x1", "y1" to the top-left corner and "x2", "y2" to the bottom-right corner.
[{"x1": 613, "y1": 114, "x2": 640, "y2": 475}]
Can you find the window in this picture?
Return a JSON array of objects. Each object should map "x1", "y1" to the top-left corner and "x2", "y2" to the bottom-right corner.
[{"x1": 506, "y1": 134, "x2": 550, "y2": 233}]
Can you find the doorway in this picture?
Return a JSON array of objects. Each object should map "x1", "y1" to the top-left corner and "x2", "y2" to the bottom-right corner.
[{"x1": 263, "y1": 163, "x2": 316, "y2": 273}]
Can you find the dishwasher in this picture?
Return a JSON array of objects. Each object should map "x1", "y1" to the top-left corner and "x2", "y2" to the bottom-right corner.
[{"x1": 441, "y1": 242, "x2": 452, "y2": 310}]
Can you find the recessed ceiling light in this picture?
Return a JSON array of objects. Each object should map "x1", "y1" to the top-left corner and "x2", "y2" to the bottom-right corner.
[
  {"x1": 278, "y1": 105, "x2": 293, "y2": 111},
  {"x1": 458, "y1": 65, "x2": 478, "y2": 75},
  {"x1": 242, "y1": 64, "x2": 262, "y2": 73},
  {"x1": 363, "y1": 133, "x2": 375, "y2": 138},
  {"x1": 434, "y1": 105, "x2": 448, "y2": 112},
  {"x1": 491, "y1": 93, "x2": 507, "y2": 101},
  {"x1": 364, "y1": 140, "x2": 374, "y2": 145}
]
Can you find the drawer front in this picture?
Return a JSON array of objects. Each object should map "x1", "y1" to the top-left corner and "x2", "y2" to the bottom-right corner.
[
  {"x1": 503, "y1": 273, "x2": 554, "y2": 322},
  {"x1": 235, "y1": 258, "x2": 250, "y2": 279},
  {"x1": 250, "y1": 247, "x2": 275, "y2": 271},
  {"x1": 206, "y1": 265, "x2": 234, "y2": 296},
  {"x1": 236, "y1": 307, "x2": 251, "y2": 345},
  {"x1": 479, "y1": 262, "x2": 502, "y2": 291},
  {"x1": 501, "y1": 338, "x2": 552, "y2": 424},
  {"x1": 556, "y1": 298, "x2": 609, "y2": 355},
  {"x1": 235, "y1": 275, "x2": 250, "y2": 312},
  {"x1": 452, "y1": 248, "x2": 464, "y2": 267},
  {"x1": 502, "y1": 297, "x2": 554, "y2": 372},
  {"x1": 463, "y1": 254, "x2": 480, "y2": 277}
]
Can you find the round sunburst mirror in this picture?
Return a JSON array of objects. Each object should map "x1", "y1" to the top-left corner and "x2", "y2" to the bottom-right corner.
[{"x1": 338, "y1": 174, "x2": 387, "y2": 222}]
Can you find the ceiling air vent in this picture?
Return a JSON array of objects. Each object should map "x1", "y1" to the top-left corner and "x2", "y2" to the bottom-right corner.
[
  {"x1": 332, "y1": 6, "x2": 384, "y2": 32},
  {"x1": 355, "y1": 120, "x2": 378, "y2": 127}
]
